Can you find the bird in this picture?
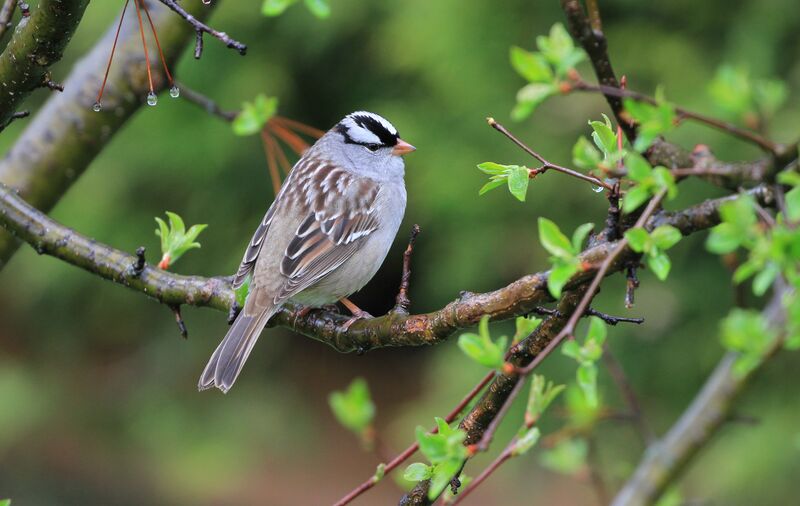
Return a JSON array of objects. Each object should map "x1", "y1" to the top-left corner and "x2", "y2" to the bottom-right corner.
[{"x1": 199, "y1": 111, "x2": 415, "y2": 393}]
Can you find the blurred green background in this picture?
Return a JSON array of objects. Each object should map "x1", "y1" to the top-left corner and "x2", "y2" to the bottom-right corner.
[{"x1": 1, "y1": 0, "x2": 799, "y2": 504}]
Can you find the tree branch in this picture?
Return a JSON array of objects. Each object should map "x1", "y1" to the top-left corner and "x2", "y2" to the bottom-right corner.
[
  {"x1": 0, "y1": 0, "x2": 214, "y2": 269},
  {"x1": 611, "y1": 286, "x2": 790, "y2": 506},
  {"x1": 0, "y1": 181, "x2": 773, "y2": 354},
  {"x1": 560, "y1": 0, "x2": 635, "y2": 142},
  {"x1": 157, "y1": 0, "x2": 246, "y2": 58},
  {"x1": 0, "y1": 0, "x2": 89, "y2": 126}
]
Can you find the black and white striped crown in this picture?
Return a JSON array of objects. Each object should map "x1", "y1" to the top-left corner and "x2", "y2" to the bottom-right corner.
[{"x1": 336, "y1": 111, "x2": 400, "y2": 148}]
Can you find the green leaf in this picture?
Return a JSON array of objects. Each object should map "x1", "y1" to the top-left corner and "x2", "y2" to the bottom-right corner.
[
  {"x1": 536, "y1": 23, "x2": 584, "y2": 76},
  {"x1": 303, "y1": 0, "x2": 330, "y2": 18},
  {"x1": 403, "y1": 462, "x2": 433, "y2": 481},
  {"x1": 561, "y1": 340, "x2": 582, "y2": 360},
  {"x1": 589, "y1": 114, "x2": 617, "y2": 155},
  {"x1": 507, "y1": 166, "x2": 530, "y2": 202},
  {"x1": 708, "y1": 65, "x2": 753, "y2": 117},
  {"x1": 576, "y1": 363, "x2": 598, "y2": 407},
  {"x1": 373, "y1": 463, "x2": 386, "y2": 482},
  {"x1": 650, "y1": 225, "x2": 682, "y2": 250},
  {"x1": 479, "y1": 178, "x2": 506, "y2": 195},
  {"x1": 647, "y1": 250, "x2": 672, "y2": 280},
  {"x1": 514, "y1": 316, "x2": 542, "y2": 343},
  {"x1": 539, "y1": 438, "x2": 588, "y2": 475},
  {"x1": 752, "y1": 262, "x2": 779, "y2": 296},
  {"x1": 457, "y1": 316, "x2": 507, "y2": 369},
  {"x1": 510, "y1": 46, "x2": 553, "y2": 83},
  {"x1": 477, "y1": 162, "x2": 509, "y2": 175},
  {"x1": 784, "y1": 187, "x2": 800, "y2": 221},
  {"x1": 538, "y1": 218, "x2": 574, "y2": 258},
  {"x1": 513, "y1": 83, "x2": 557, "y2": 120},
  {"x1": 585, "y1": 316, "x2": 607, "y2": 348},
  {"x1": 262, "y1": 0, "x2": 298, "y2": 16},
  {"x1": 154, "y1": 211, "x2": 208, "y2": 268},
  {"x1": 625, "y1": 152, "x2": 652, "y2": 182},
  {"x1": 526, "y1": 375, "x2": 565, "y2": 424},
  {"x1": 511, "y1": 427, "x2": 541, "y2": 456},
  {"x1": 428, "y1": 458, "x2": 463, "y2": 500},
  {"x1": 0, "y1": 500, "x2": 10, "y2": 506},
  {"x1": 328, "y1": 377, "x2": 375, "y2": 435},
  {"x1": 652, "y1": 167, "x2": 677, "y2": 199},
  {"x1": 548, "y1": 259, "x2": 580, "y2": 298},
  {"x1": 624, "y1": 90, "x2": 676, "y2": 152},
  {"x1": 571, "y1": 223, "x2": 594, "y2": 252},
  {"x1": 233, "y1": 95, "x2": 279, "y2": 135},
  {"x1": 622, "y1": 185, "x2": 651, "y2": 213},
  {"x1": 572, "y1": 136, "x2": 602, "y2": 171},
  {"x1": 234, "y1": 275, "x2": 251, "y2": 307},
  {"x1": 624, "y1": 227, "x2": 651, "y2": 253},
  {"x1": 706, "y1": 223, "x2": 743, "y2": 254},
  {"x1": 720, "y1": 308, "x2": 775, "y2": 376}
]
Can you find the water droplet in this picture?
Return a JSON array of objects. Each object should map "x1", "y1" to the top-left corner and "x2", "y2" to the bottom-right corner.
[
  {"x1": 169, "y1": 85, "x2": 180, "y2": 98},
  {"x1": 92, "y1": 102, "x2": 102, "y2": 112},
  {"x1": 147, "y1": 92, "x2": 157, "y2": 106},
  {"x1": 202, "y1": 0, "x2": 211, "y2": 4},
  {"x1": 591, "y1": 184, "x2": 603, "y2": 193}
]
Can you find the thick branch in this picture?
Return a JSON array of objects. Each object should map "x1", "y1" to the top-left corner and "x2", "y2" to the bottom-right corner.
[
  {"x1": 0, "y1": 181, "x2": 774, "y2": 353},
  {"x1": 0, "y1": 0, "x2": 213, "y2": 269},
  {"x1": 612, "y1": 287, "x2": 789, "y2": 506},
  {"x1": 0, "y1": 0, "x2": 89, "y2": 126},
  {"x1": 560, "y1": 0, "x2": 635, "y2": 142}
]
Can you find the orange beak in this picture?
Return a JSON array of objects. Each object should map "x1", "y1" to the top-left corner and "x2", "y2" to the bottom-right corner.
[{"x1": 392, "y1": 139, "x2": 416, "y2": 156}]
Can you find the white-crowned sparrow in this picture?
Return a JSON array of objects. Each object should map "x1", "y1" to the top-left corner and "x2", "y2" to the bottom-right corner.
[{"x1": 199, "y1": 111, "x2": 415, "y2": 393}]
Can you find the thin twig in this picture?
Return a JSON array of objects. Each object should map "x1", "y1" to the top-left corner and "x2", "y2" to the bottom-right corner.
[
  {"x1": 177, "y1": 82, "x2": 237, "y2": 121},
  {"x1": 393, "y1": 224, "x2": 421, "y2": 314},
  {"x1": 96, "y1": 0, "x2": 131, "y2": 107},
  {"x1": 570, "y1": 80, "x2": 779, "y2": 154},
  {"x1": 487, "y1": 118, "x2": 614, "y2": 191},
  {"x1": 261, "y1": 130, "x2": 283, "y2": 196},
  {"x1": 333, "y1": 371, "x2": 496, "y2": 506},
  {"x1": 157, "y1": 0, "x2": 247, "y2": 58},
  {"x1": 0, "y1": 110, "x2": 29, "y2": 132},
  {"x1": 169, "y1": 304, "x2": 188, "y2": 338}
]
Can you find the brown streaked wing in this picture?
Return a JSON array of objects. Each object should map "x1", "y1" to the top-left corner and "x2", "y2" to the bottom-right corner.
[
  {"x1": 275, "y1": 163, "x2": 381, "y2": 301},
  {"x1": 230, "y1": 156, "x2": 320, "y2": 289}
]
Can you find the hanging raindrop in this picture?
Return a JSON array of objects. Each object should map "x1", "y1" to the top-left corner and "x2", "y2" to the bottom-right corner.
[
  {"x1": 202, "y1": 0, "x2": 211, "y2": 4},
  {"x1": 92, "y1": 102, "x2": 102, "y2": 112},
  {"x1": 147, "y1": 92, "x2": 158, "y2": 106},
  {"x1": 169, "y1": 85, "x2": 180, "y2": 98},
  {"x1": 591, "y1": 184, "x2": 603, "y2": 193}
]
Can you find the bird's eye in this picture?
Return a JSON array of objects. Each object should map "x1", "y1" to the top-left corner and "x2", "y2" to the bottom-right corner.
[{"x1": 364, "y1": 143, "x2": 382, "y2": 152}]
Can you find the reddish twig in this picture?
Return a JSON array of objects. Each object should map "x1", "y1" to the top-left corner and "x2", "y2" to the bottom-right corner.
[
  {"x1": 132, "y1": 0, "x2": 155, "y2": 96},
  {"x1": 333, "y1": 371, "x2": 495, "y2": 506},
  {"x1": 260, "y1": 130, "x2": 283, "y2": 196},
  {"x1": 95, "y1": 0, "x2": 131, "y2": 109},
  {"x1": 140, "y1": 0, "x2": 174, "y2": 87}
]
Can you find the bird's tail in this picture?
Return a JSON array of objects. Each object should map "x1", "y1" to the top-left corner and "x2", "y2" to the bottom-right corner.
[{"x1": 198, "y1": 290, "x2": 278, "y2": 393}]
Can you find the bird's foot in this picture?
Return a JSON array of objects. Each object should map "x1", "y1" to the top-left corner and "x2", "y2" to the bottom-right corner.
[{"x1": 339, "y1": 297, "x2": 373, "y2": 331}]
